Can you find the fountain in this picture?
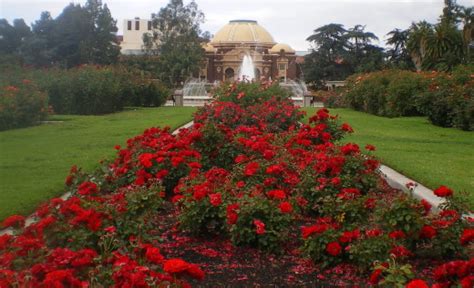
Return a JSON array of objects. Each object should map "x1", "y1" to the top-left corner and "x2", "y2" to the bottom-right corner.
[
  {"x1": 172, "y1": 56, "x2": 316, "y2": 107},
  {"x1": 183, "y1": 79, "x2": 207, "y2": 98},
  {"x1": 171, "y1": 79, "x2": 213, "y2": 107},
  {"x1": 238, "y1": 54, "x2": 255, "y2": 81}
]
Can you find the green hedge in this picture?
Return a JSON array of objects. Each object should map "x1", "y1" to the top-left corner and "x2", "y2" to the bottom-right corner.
[
  {"x1": 48, "y1": 66, "x2": 168, "y2": 115},
  {"x1": 343, "y1": 65, "x2": 474, "y2": 130},
  {"x1": 0, "y1": 80, "x2": 48, "y2": 131}
]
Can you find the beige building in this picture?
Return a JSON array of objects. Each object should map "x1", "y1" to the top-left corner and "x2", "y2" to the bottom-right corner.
[
  {"x1": 120, "y1": 18, "x2": 153, "y2": 55},
  {"x1": 201, "y1": 20, "x2": 302, "y2": 82}
]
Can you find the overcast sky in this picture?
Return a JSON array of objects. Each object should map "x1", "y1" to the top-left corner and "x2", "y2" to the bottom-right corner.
[{"x1": 1, "y1": 0, "x2": 472, "y2": 51}]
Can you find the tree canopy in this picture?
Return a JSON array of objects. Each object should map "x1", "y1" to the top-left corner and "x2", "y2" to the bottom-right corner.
[
  {"x1": 303, "y1": 23, "x2": 384, "y2": 86},
  {"x1": 143, "y1": 0, "x2": 207, "y2": 87},
  {"x1": 1, "y1": 0, "x2": 120, "y2": 68}
]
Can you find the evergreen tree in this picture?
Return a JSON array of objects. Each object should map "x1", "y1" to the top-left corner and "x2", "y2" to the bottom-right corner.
[
  {"x1": 0, "y1": 18, "x2": 31, "y2": 54},
  {"x1": 20, "y1": 12, "x2": 55, "y2": 66},
  {"x1": 144, "y1": 0, "x2": 207, "y2": 87}
]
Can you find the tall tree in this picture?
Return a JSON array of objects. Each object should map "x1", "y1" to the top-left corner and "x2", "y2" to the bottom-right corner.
[
  {"x1": 19, "y1": 0, "x2": 119, "y2": 68},
  {"x1": 346, "y1": 25, "x2": 378, "y2": 54},
  {"x1": 83, "y1": 0, "x2": 120, "y2": 65},
  {"x1": 306, "y1": 23, "x2": 348, "y2": 62},
  {"x1": 52, "y1": 3, "x2": 91, "y2": 68},
  {"x1": 144, "y1": 0, "x2": 206, "y2": 87},
  {"x1": 20, "y1": 12, "x2": 55, "y2": 66},
  {"x1": 440, "y1": 0, "x2": 460, "y2": 25},
  {"x1": 386, "y1": 28, "x2": 413, "y2": 69},
  {"x1": 304, "y1": 23, "x2": 384, "y2": 85},
  {"x1": 407, "y1": 21, "x2": 433, "y2": 71},
  {"x1": 0, "y1": 18, "x2": 31, "y2": 54},
  {"x1": 458, "y1": 6, "x2": 474, "y2": 60}
]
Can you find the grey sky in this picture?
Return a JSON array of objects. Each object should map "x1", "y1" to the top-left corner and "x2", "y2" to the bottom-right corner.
[{"x1": 1, "y1": 0, "x2": 472, "y2": 51}]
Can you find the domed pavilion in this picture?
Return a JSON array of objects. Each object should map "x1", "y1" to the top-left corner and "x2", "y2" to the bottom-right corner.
[{"x1": 200, "y1": 20, "x2": 302, "y2": 82}]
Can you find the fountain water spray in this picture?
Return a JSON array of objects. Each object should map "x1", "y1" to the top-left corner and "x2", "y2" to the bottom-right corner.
[{"x1": 238, "y1": 54, "x2": 255, "y2": 81}]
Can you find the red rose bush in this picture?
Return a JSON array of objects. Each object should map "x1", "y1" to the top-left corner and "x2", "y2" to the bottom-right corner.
[{"x1": 0, "y1": 81, "x2": 472, "y2": 287}]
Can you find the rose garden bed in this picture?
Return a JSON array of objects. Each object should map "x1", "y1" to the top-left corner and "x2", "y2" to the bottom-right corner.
[{"x1": 0, "y1": 82, "x2": 472, "y2": 287}]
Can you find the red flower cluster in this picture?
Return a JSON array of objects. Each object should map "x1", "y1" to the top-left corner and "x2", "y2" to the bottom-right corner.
[
  {"x1": 434, "y1": 185, "x2": 454, "y2": 197},
  {"x1": 253, "y1": 219, "x2": 266, "y2": 235}
]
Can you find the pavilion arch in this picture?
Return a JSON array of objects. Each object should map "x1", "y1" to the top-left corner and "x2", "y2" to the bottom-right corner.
[{"x1": 225, "y1": 67, "x2": 235, "y2": 81}]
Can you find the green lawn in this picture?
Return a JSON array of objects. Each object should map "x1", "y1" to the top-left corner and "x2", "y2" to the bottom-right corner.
[
  {"x1": 304, "y1": 108, "x2": 474, "y2": 209},
  {"x1": 0, "y1": 107, "x2": 196, "y2": 220}
]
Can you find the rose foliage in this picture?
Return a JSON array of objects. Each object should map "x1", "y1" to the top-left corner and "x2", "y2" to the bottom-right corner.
[{"x1": 0, "y1": 82, "x2": 472, "y2": 287}]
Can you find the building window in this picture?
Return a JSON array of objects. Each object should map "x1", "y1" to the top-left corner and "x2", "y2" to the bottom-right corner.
[
  {"x1": 279, "y1": 64, "x2": 286, "y2": 71},
  {"x1": 135, "y1": 21, "x2": 140, "y2": 30},
  {"x1": 127, "y1": 21, "x2": 132, "y2": 30},
  {"x1": 225, "y1": 68, "x2": 234, "y2": 81},
  {"x1": 148, "y1": 21, "x2": 152, "y2": 30}
]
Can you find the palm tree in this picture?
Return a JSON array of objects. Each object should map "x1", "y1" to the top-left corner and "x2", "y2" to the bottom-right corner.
[
  {"x1": 424, "y1": 22, "x2": 464, "y2": 70},
  {"x1": 407, "y1": 21, "x2": 433, "y2": 71},
  {"x1": 386, "y1": 28, "x2": 410, "y2": 66},
  {"x1": 458, "y1": 7, "x2": 473, "y2": 59},
  {"x1": 386, "y1": 29, "x2": 408, "y2": 54}
]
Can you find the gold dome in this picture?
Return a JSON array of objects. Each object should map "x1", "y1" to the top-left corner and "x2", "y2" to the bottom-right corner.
[
  {"x1": 211, "y1": 20, "x2": 276, "y2": 46},
  {"x1": 270, "y1": 43, "x2": 295, "y2": 54}
]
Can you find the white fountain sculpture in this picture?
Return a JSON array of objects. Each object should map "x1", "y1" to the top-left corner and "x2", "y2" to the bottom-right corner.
[{"x1": 238, "y1": 54, "x2": 255, "y2": 82}]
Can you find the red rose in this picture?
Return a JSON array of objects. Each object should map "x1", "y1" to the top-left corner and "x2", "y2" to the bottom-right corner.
[
  {"x1": 389, "y1": 230, "x2": 406, "y2": 240},
  {"x1": 434, "y1": 185, "x2": 453, "y2": 197},
  {"x1": 77, "y1": 181, "x2": 98, "y2": 196},
  {"x1": 365, "y1": 198, "x2": 377, "y2": 209},
  {"x1": 163, "y1": 258, "x2": 189, "y2": 274},
  {"x1": 460, "y1": 228, "x2": 474, "y2": 245},
  {"x1": 406, "y1": 279, "x2": 429, "y2": 288},
  {"x1": 2, "y1": 215, "x2": 26, "y2": 229},
  {"x1": 337, "y1": 188, "x2": 361, "y2": 200},
  {"x1": 209, "y1": 193, "x2": 222, "y2": 207},
  {"x1": 390, "y1": 245, "x2": 413, "y2": 258},
  {"x1": 419, "y1": 225, "x2": 437, "y2": 239},
  {"x1": 145, "y1": 246, "x2": 164, "y2": 265},
  {"x1": 155, "y1": 169, "x2": 169, "y2": 180},
  {"x1": 341, "y1": 123, "x2": 353, "y2": 132},
  {"x1": 226, "y1": 204, "x2": 239, "y2": 225},
  {"x1": 244, "y1": 162, "x2": 259, "y2": 176},
  {"x1": 369, "y1": 268, "x2": 383, "y2": 285},
  {"x1": 339, "y1": 229, "x2": 360, "y2": 243},
  {"x1": 365, "y1": 229, "x2": 383, "y2": 238},
  {"x1": 326, "y1": 242, "x2": 342, "y2": 256},
  {"x1": 365, "y1": 144, "x2": 376, "y2": 151},
  {"x1": 279, "y1": 202, "x2": 293, "y2": 213},
  {"x1": 267, "y1": 189, "x2": 286, "y2": 200},
  {"x1": 138, "y1": 153, "x2": 154, "y2": 168},
  {"x1": 420, "y1": 199, "x2": 432, "y2": 215},
  {"x1": 253, "y1": 219, "x2": 265, "y2": 235},
  {"x1": 104, "y1": 226, "x2": 116, "y2": 234},
  {"x1": 460, "y1": 276, "x2": 473, "y2": 288},
  {"x1": 302, "y1": 224, "x2": 330, "y2": 239}
]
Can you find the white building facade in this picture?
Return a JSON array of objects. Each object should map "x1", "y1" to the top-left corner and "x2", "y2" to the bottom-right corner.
[{"x1": 120, "y1": 18, "x2": 152, "y2": 55}]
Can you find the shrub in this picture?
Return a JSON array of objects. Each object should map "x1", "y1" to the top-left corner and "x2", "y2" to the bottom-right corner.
[
  {"x1": 47, "y1": 65, "x2": 168, "y2": 115},
  {"x1": 0, "y1": 82, "x2": 471, "y2": 286},
  {"x1": 343, "y1": 66, "x2": 474, "y2": 130},
  {"x1": 227, "y1": 196, "x2": 292, "y2": 251},
  {"x1": 0, "y1": 80, "x2": 48, "y2": 131},
  {"x1": 47, "y1": 65, "x2": 127, "y2": 115},
  {"x1": 316, "y1": 90, "x2": 346, "y2": 108},
  {"x1": 212, "y1": 81, "x2": 290, "y2": 107}
]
